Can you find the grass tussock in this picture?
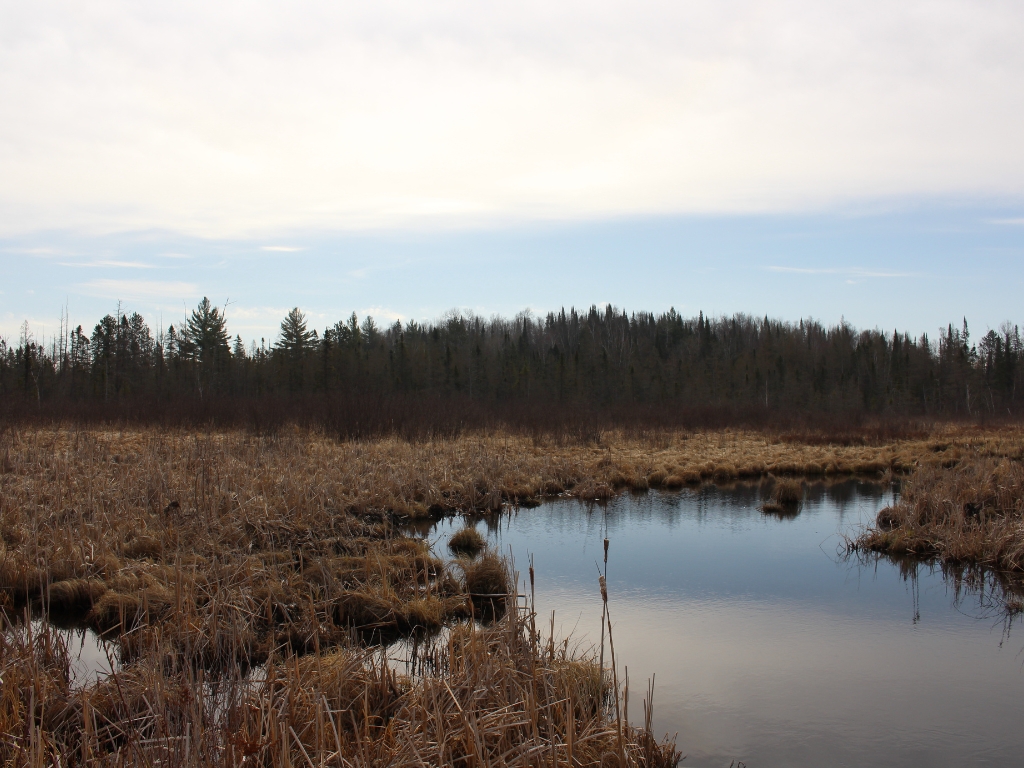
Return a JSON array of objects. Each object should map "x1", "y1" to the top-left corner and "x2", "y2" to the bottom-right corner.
[
  {"x1": 760, "y1": 476, "x2": 804, "y2": 515},
  {"x1": 448, "y1": 525, "x2": 486, "y2": 557},
  {"x1": 856, "y1": 451, "x2": 1024, "y2": 572},
  {"x1": 461, "y1": 549, "x2": 512, "y2": 621},
  {"x1": 46, "y1": 578, "x2": 107, "y2": 619},
  {"x1": 0, "y1": 590, "x2": 682, "y2": 767},
  {"x1": 0, "y1": 426, "x2": 692, "y2": 765},
  {"x1": 773, "y1": 478, "x2": 804, "y2": 504}
]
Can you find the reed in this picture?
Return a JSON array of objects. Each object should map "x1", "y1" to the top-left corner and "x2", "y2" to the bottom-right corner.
[
  {"x1": 1, "y1": 579, "x2": 682, "y2": 766},
  {"x1": 2, "y1": 423, "x2": 1020, "y2": 764},
  {"x1": 856, "y1": 450, "x2": 1024, "y2": 572},
  {"x1": 0, "y1": 426, "x2": 694, "y2": 766}
]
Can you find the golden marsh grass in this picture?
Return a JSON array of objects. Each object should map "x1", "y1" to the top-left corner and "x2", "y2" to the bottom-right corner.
[
  {"x1": 2, "y1": 423, "x2": 1022, "y2": 765},
  {"x1": 857, "y1": 449, "x2": 1024, "y2": 572}
]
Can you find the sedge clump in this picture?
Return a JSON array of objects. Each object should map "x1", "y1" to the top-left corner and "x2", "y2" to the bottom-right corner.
[
  {"x1": 761, "y1": 478, "x2": 803, "y2": 515},
  {"x1": 448, "y1": 525, "x2": 485, "y2": 557},
  {"x1": 461, "y1": 550, "x2": 510, "y2": 621}
]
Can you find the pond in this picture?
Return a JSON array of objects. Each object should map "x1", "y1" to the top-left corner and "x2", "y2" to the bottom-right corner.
[{"x1": 424, "y1": 480, "x2": 1024, "y2": 768}]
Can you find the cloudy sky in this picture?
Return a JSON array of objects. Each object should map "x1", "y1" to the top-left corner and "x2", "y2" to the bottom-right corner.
[{"x1": 2, "y1": 1, "x2": 1024, "y2": 344}]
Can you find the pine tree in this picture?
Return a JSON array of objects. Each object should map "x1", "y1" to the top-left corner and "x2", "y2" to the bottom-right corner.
[
  {"x1": 183, "y1": 298, "x2": 230, "y2": 397},
  {"x1": 91, "y1": 315, "x2": 118, "y2": 400},
  {"x1": 277, "y1": 308, "x2": 315, "y2": 391},
  {"x1": 277, "y1": 308, "x2": 315, "y2": 356}
]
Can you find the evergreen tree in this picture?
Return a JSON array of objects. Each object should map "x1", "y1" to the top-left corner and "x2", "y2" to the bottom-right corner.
[
  {"x1": 91, "y1": 314, "x2": 118, "y2": 400},
  {"x1": 277, "y1": 308, "x2": 315, "y2": 390},
  {"x1": 6, "y1": 300, "x2": 1024, "y2": 420},
  {"x1": 183, "y1": 297, "x2": 230, "y2": 397},
  {"x1": 277, "y1": 308, "x2": 315, "y2": 356}
]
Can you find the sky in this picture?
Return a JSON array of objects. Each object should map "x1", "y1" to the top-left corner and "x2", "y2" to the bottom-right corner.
[{"x1": 2, "y1": 1, "x2": 1024, "y2": 346}]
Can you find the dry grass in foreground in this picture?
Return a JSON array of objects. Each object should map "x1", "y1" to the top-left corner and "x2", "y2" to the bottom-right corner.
[
  {"x1": 0, "y1": 427, "x2": 689, "y2": 766},
  {"x1": 1, "y1": 588, "x2": 681, "y2": 767}
]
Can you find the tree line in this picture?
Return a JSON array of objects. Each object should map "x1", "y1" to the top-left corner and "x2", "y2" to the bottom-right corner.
[{"x1": 2, "y1": 298, "x2": 1022, "y2": 427}]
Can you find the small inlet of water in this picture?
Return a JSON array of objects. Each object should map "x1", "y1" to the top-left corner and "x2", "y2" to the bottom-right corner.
[{"x1": 422, "y1": 479, "x2": 1024, "y2": 768}]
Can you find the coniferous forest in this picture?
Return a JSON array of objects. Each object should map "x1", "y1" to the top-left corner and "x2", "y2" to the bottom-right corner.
[{"x1": 2, "y1": 298, "x2": 1022, "y2": 432}]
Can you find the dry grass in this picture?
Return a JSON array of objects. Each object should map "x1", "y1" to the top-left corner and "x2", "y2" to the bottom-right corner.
[
  {"x1": 461, "y1": 550, "x2": 512, "y2": 622},
  {"x1": 2, "y1": 423, "x2": 1022, "y2": 765},
  {"x1": 3, "y1": 424, "x2": 999, "y2": 634},
  {"x1": 760, "y1": 477, "x2": 805, "y2": 515},
  {"x1": 0, "y1": 424, "x2": 1015, "y2": 628},
  {"x1": 0, "y1": 428, "x2": 492, "y2": 659},
  {"x1": 1, "y1": 584, "x2": 681, "y2": 766},
  {"x1": 857, "y1": 449, "x2": 1024, "y2": 572},
  {"x1": 0, "y1": 426, "x2": 693, "y2": 766},
  {"x1": 448, "y1": 525, "x2": 486, "y2": 557},
  {"x1": 772, "y1": 479, "x2": 804, "y2": 505}
]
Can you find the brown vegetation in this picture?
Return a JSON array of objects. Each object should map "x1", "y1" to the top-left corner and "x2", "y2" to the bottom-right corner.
[
  {"x1": 448, "y1": 525, "x2": 486, "y2": 557},
  {"x1": 0, "y1": 597, "x2": 682, "y2": 766},
  {"x1": 856, "y1": 444, "x2": 1024, "y2": 572},
  {"x1": 461, "y1": 550, "x2": 512, "y2": 622},
  {"x1": 760, "y1": 477, "x2": 804, "y2": 515},
  {"x1": 0, "y1": 426, "x2": 693, "y2": 765},
  {"x1": 2, "y1": 423, "x2": 1022, "y2": 764}
]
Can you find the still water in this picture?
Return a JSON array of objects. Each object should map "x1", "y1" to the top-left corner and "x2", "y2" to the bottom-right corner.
[{"x1": 426, "y1": 481, "x2": 1024, "y2": 768}]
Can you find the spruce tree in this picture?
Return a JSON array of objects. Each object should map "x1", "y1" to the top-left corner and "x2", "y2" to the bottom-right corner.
[
  {"x1": 183, "y1": 297, "x2": 230, "y2": 396},
  {"x1": 277, "y1": 308, "x2": 315, "y2": 390}
]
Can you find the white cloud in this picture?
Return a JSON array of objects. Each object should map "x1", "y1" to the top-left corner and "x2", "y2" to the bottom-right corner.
[
  {"x1": 260, "y1": 246, "x2": 304, "y2": 252},
  {"x1": 3, "y1": 246, "x2": 68, "y2": 255},
  {"x1": 230, "y1": 306, "x2": 289, "y2": 320},
  {"x1": 358, "y1": 306, "x2": 406, "y2": 323},
  {"x1": 59, "y1": 259, "x2": 156, "y2": 268},
  {"x1": 77, "y1": 279, "x2": 198, "y2": 301},
  {"x1": 2, "y1": 1, "x2": 1024, "y2": 237},
  {"x1": 227, "y1": 305, "x2": 291, "y2": 332},
  {"x1": 766, "y1": 266, "x2": 914, "y2": 278}
]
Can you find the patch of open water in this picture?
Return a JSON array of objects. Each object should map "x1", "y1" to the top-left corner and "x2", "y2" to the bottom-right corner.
[
  {"x1": 12, "y1": 621, "x2": 117, "y2": 687},
  {"x1": 423, "y1": 480, "x2": 1024, "y2": 768}
]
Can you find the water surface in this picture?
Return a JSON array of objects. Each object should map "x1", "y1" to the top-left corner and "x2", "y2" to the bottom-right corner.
[{"x1": 427, "y1": 481, "x2": 1024, "y2": 767}]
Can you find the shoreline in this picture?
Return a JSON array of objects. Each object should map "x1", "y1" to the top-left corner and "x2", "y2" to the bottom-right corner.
[{"x1": 2, "y1": 424, "x2": 1021, "y2": 764}]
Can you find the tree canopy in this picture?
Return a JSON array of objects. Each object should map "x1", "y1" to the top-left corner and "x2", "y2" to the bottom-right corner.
[{"x1": 3, "y1": 299, "x2": 1022, "y2": 425}]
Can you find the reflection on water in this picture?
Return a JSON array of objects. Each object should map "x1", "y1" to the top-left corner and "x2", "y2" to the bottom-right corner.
[
  {"x1": 9, "y1": 621, "x2": 117, "y2": 687},
  {"x1": 10, "y1": 480, "x2": 1022, "y2": 766},
  {"x1": 423, "y1": 480, "x2": 1024, "y2": 768}
]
